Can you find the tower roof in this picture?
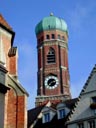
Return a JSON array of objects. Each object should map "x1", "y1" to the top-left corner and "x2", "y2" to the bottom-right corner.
[
  {"x1": 0, "y1": 14, "x2": 12, "y2": 31},
  {"x1": 35, "y1": 13, "x2": 68, "y2": 35}
]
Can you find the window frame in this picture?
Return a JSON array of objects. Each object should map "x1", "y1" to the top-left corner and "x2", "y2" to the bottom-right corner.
[
  {"x1": 44, "y1": 112, "x2": 50, "y2": 123},
  {"x1": 62, "y1": 36, "x2": 65, "y2": 40},
  {"x1": 92, "y1": 97, "x2": 96, "y2": 103},
  {"x1": 77, "y1": 122, "x2": 84, "y2": 128},
  {"x1": 47, "y1": 48, "x2": 55, "y2": 64},
  {"x1": 58, "y1": 34, "x2": 61, "y2": 39},
  {"x1": 59, "y1": 109, "x2": 65, "y2": 119},
  {"x1": 46, "y1": 34, "x2": 50, "y2": 39},
  {"x1": 88, "y1": 120, "x2": 95, "y2": 128},
  {"x1": 51, "y1": 34, "x2": 55, "y2": 39}
]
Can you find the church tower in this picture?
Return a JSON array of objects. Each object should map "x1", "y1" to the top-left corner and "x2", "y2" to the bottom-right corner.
[{"x1": 35, "y1": 14, "x2": 71, "y2": 106}]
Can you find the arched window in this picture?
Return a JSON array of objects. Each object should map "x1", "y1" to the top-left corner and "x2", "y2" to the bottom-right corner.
[
  {"x1": 58, "y1": 34, "x2": 61, "y2": 39},
  {"x1": 46, "y1": 34, "x2": 50, "y2": 39},
  {"x1": 47, "y1": 48, "x2": 55, "y2": 64},
  {"x1": 62, "y1": 36, "x2": 65, "y2": 40},
  {"x1": 51, "y1": 34, "x2": 55, "y2": 39}
]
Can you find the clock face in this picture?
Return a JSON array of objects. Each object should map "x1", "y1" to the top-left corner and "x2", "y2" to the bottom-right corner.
[{"x1": 45, "y1": 76, "x2": 59, "y2": 89}]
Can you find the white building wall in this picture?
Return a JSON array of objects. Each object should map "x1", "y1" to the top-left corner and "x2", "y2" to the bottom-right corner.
[{"x1": 67, "y1": 70, "x2": 96, "y2": 128}]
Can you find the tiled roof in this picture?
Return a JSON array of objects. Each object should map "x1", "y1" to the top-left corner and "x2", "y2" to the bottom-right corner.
[
  {"x1": 64, "y1": 98, "x2": 78, "y2": 109},
  {"x1": 0, "y1": 14, "x2": 15, "y2": 46},
  {"x1": 49, "y1": 98, "x2": 77, "y2": 110},
  {"x1": 0, "y1": 14, "x2": 12, "y2": 31},
  {"x1": 28, "y1": 98, "x2": 77, "y2": 128},
  {"x1": 28, "y1": 105, "x2": 45, "y2": 128},
  {"x1": 33, "y1": 105, "x2": 73, "y2": 128},
  {"x1": 34, "y1": 115, "x2": 67, "y2": 128}
]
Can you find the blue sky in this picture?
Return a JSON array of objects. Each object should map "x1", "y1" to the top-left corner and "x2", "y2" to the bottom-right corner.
[{"x1": 0, "y1": 0, "x2": 96, "y2": 109}]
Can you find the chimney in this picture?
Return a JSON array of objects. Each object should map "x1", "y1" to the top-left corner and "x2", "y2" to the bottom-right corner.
[{"x1": 8, "y1": 47, "x2": 18, "y2": 78}]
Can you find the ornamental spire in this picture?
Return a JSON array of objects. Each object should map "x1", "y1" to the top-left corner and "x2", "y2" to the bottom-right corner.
[{"x1": 50, "y1": 12, "x2": 54, "y2": 16}]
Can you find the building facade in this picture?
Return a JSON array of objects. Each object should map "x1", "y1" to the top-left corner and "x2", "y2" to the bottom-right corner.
[
  {"x1": 28, "y1": 65, "x2": 96, "y2": 128},
  {"x1": 0, "y1": 66, "x2": 9, "y2": 127},
  {"x1": 35, "y1": 13, "x2": 71, "y2": 106},
  {"x1": 0, "y1": 14, "x2": 28, "y2": 128},
  {"x1": 28, "y1": 99, "x2": 77, "y2": 128},
  {"x1": 67, "y1": 65, "x2": 96, "y2": 128}
]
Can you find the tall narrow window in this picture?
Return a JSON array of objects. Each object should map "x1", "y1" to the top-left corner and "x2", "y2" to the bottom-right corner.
[
  {"x1": 46, "y1": 34, "x2": 50, "y2": 39},
  {"x1": 88, "y1": 120, "x2": 95, "y2": 128},
  {"x1": 44, "y1": 113, "x2": 50, "y2": 123},
  {"x1": 62, "y1": 36, "x2": 65, "y2": 40},
  {"x1": 92, "y1": 97, "x2": 96, "y2": 103},
  {"x1": 47, "y1": 48, "x2": 55, "y2": 64},
  {"x1": 58, "y1": 34, "x2": 61, "y2": 39},
  {"x1": 59, "y1": 109, "x2": 65, "y2": 119},
  {"x1": 51, "y1": 34, "x2": 55, "y2": 39},
  {"x1": 77, "y1": 123, "x2": 84, "y2": 128}
]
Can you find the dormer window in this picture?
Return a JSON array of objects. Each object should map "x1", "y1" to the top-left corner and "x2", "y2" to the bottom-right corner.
[
  {"x1": 59, "y1": 109, "x2": 65, "y2": 119},
  {"x1": 44, "y1": 113, "x2": 50, "y2": 123},
  {"x1": 42, "y1": 106, "x2": 56, "y2": 124}
]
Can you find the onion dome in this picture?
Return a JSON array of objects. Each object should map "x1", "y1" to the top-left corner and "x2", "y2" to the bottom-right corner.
[{"x1": 35, "y1": 13, "x2": 68, "y2": 35}]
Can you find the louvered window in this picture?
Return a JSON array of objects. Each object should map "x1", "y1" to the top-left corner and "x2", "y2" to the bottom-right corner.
[{"x1": 47, "y1": 48, "x2": 55, "y2": 64}]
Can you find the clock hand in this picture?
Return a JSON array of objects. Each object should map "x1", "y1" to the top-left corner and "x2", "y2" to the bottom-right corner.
[{"x1": 49, "y1": 80, "x2": 56, "y2": 86}]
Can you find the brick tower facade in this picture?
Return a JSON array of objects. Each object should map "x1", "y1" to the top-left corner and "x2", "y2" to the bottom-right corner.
[
  {"x1": 0, "y1": 14, "x2": 28, "y2": 128},
  {"x1": 35, "y1": 14, "x2": 71, "y2": 106}
]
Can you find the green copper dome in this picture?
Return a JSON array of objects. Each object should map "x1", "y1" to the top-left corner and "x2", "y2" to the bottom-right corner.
[{"x1": 35, "y1": 14, "x2": 68, "y2": 35}]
